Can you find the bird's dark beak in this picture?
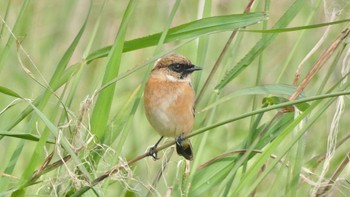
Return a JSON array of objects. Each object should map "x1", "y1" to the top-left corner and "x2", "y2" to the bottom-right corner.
[{"x1": 186, "y1": 65, "x2": 202, "y2": 73}]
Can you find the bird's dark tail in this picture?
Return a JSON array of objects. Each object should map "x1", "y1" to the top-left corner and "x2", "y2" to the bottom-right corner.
[{"x1": 175, "y1": 135, "x2": 193, "y2": 160}]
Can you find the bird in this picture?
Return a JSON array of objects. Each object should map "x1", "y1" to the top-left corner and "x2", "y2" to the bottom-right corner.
[{"x1": 143, "y1": 54, "x2": 202, "y2": 160}]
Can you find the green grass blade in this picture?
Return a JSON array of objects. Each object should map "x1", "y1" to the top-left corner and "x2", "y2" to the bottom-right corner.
[
  {"x1": 89, "y1": 0, "x2": 137, "y2": 141},
  {"x1": 85, "y1": 12, "x2": 267, "y2": 63},
  {"x1": 0, "y1": 86, "x2": 21, "y2": 98},
  {"x1": 0, "y1": 131, "x2": 54, "y2": 143},
  {"x1": 215, "y1": 0, "x2": 304, "y2": 90},
  {"x1": 240, "y1": 19, "x2": 350, "y2": 33}
]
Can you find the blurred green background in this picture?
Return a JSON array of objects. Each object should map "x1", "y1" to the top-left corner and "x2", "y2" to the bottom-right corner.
[{"x1": 1, "y1": 0, "x2": 350, "y2": 196}]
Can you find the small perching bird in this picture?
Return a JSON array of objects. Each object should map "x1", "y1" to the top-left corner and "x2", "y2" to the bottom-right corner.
[{"x1": 143, "y1": 54, "x2": 202, "y2": 160}]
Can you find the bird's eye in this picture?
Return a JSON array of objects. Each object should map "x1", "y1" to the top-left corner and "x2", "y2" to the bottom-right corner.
[
  {"x1": 170, "y1": 64, "x2": 183, "y2": 72},
  {"x1": 174, "y1": 64, "x2": 181, "y2": 70}
]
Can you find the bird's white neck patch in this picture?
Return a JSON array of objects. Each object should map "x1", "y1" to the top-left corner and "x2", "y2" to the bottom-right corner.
[{"x1": 166, "y1": 74, "x2": 191, "y2": 82}]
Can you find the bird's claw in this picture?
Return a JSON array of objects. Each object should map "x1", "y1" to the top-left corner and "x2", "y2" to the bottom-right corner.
[
  {"x1": 148, "y1": 146, "x2": 159, "y2": 160},
  {"x1": 176, "y1": 133, "x2": 185, "y2": 146}
]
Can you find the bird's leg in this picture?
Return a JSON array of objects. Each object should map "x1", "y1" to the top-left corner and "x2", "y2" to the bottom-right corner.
[{"x1": 148, "y1": 136, "x2": 164, "y2": 160}]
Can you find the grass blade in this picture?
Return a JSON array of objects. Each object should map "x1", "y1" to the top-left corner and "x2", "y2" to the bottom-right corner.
[
  {"x1": 215, "y1": 0, "x2": 304, "y2": 90},
  {"x1": 85, "y1": 12, "x2": 267, "y2": 63},
  {"x1": 89, "y1": 0, "x2": 137, "y2": 141},
  {"x1": 0, "y1": 86, "x2": 21, "y2": 98},
  {"x1": 0, "y1": 131, "x2": 54, "y2": 143},
  {"x1": 240, "y1": 19, "x2": 350, "y2": 33}
]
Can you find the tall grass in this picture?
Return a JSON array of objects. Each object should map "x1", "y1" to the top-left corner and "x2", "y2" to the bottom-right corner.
[{"x1": 1, "y1": 0, "x2": 350, "y2": 196}]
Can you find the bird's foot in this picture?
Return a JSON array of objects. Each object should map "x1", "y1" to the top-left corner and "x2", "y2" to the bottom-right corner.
[
  {"x1": 147, "y1": 146, "x2": 159, "y2": 160},
  {"x1": 175, "y1": 133, "x2": 185, "y2": 146},
  {"x1": 147, "y1": 136, "x2": 164, "y2": 160}
]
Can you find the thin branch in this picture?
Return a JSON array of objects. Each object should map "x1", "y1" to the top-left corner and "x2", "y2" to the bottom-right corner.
[
  {"x1": 316, "y1": 153, "x2": 350, "y2": 196},
  {"x1": 197, "y1": 149, "x2": 263, "y2": 171},
  {"x1": 290, "y1": 28, "x2": 350, "y2": 100}
]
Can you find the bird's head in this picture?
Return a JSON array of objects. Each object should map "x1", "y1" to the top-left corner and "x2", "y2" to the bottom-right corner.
[{"x1": 152, "y1": 54, "x2": 202, "y2": 82}]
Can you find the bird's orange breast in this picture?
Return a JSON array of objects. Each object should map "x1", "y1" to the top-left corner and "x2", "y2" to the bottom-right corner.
[{"x1": 144, "y1": 77, "x2": 195, "y2": 137}]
